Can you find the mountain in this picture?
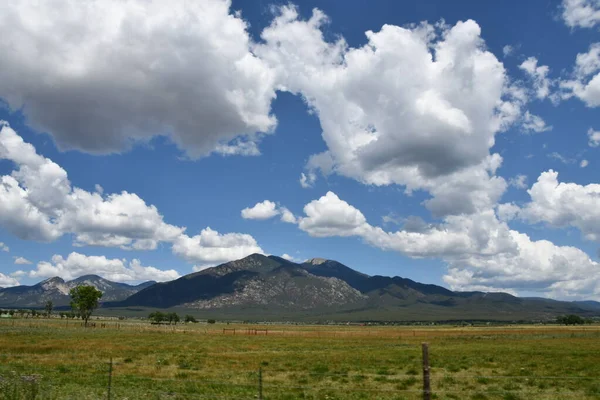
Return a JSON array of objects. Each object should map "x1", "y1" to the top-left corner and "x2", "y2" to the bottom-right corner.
[
  {"x1": 0, "y1": 275, "x2": 156, "y2": 308},
  {"x1": 4, "y1": 255, "x2": 598, "y2": 321},
  {"x1": 111, "y1": 254, "x2": 599, "y2": 321},
  {"x1": 118, "y1": 254, "x2": 366, "y2": 311}
]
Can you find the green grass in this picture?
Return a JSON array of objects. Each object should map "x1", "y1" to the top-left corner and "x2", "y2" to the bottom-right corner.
[{"x1": 1, "y1": 319, "x2": 599, "y2": 399}]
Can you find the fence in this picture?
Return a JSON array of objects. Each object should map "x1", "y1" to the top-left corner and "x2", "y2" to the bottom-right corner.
[{"x1": 2, "y1": 343, "x2": 600, "y2": 399}]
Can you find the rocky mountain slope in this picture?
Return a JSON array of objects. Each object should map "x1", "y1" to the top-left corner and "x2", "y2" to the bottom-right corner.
[
  {"x1": 113, "y1": 254, "x2": 597, "y2": 321},
  {"x1": 118, "y1": 254, "x2": 366, "y2": 310},
  {"x1": 3, "y1": 255, "x2": 597, "y2": 321},
  {"x1": 0, "y1": 275, "x2": 155, "y2": 308}
]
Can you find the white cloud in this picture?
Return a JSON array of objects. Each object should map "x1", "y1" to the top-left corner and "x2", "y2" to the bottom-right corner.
[
  {"x1": 519, "y1": 57, "x2": 552, "y2": 99},
  {"x1": 241, "y1": 200, "x2": 297, "y2": 223},
  {"x1": 560, "y1": 44, "x2": 600, "y2": 107},
  {"x1": 0, "y1": 123, "x2": 264, "y2": 268},
  {"x1": 581, "y1": 159, "x2": 589, "y2": 168},
  {"x1": 0, "y1": 272, "x2": 19, "y2": 287},
  {"x1": 0, "y1": 0, "x2": 277, "y2": 158},
  {"x1": 172, "y1": 228, "x2": 263, "y2": 266},
  {"x1": 0, "y1": 242, "x2": 8, "y2": 252},
  {"x1": 562, "y1": 0, "x2": 600, "y2": 29},
  {"x1": 589, "y1": 127, "x2": 600, "y2": 146},
  {"x1": 14, "y1": 257, "x2": 32, "y2": 265},
  {"x1": 289, "y1": 191, "x2": 600, "y2": 299},
  {"x1": 191, "y1": 265, "x2": 213, "y2": 272},
  {"x1": 0, "y1": 122, "x2": 184, "y2": 246},
  {"x1": 575, "y1": 43, "x2": 600, "y2": 78},
  {"x1": 28, "y1": 252, "x2": 179, "y2": 282},
  {"x1": 255, "y1": 7, "x2": 540, "y2": 217},
  {"x1": 299, "y1": 172, "x2": 317, "y2": 188},
  {"x1": 10, "y1": 270, "x2": 26, "y2": 278},
  {"x1": 280, "y1": 208, "x2": 297, "y2": 224},
  {"x1": 521, "y1": 111, "x2": 552, "y2": 133},
  {"x1": 502, "y1": 45, "x2": 514, "y2": 57},
  {"x1": 241, "y1": 200, "x2": 279, "y2": 220},
  {"x1": 298, "y1": 192, "x2": 369, "y2": 237},
  {"x1": 281, "y1": 253, "x2": 301, "y2": 262},
  {"x1": 512, "y1": 170, "x2": 600, "y2": 243},
  {"x1": 509, "y1": 174, "x2": 528, "y2": 189}
]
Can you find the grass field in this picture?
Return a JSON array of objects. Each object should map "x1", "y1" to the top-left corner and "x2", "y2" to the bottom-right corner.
[{"x1": 1, "y1": 318, "x2": 600, "y2": 399}]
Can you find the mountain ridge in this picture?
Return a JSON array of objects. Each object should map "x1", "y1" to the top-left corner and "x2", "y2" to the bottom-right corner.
[
  {"x1": 0, "y1": 274, "x2": 156, "y2": 308},
  {"x1": 111, "y1": 254, "x2": 599, "y2": 321},
  {"x1": 2, "y1": 255, "x2": 598, "y2": 322}
]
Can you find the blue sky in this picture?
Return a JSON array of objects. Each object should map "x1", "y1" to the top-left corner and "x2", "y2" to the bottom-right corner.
[{"x1": 0, "y1": 0, "x2": 599, "y2": 300}]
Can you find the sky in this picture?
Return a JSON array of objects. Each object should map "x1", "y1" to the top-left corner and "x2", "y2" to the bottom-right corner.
[{"x1": 0, "y1": 0, "x2": 599, "y2": 300}]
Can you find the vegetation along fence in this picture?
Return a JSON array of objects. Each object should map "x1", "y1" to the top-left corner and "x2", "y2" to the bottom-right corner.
[{"x1": 2, "y1": 342, "x2": 600, "y2": 399}]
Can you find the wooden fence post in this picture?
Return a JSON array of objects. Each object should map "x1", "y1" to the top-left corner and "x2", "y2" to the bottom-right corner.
[
  {"x1": 258, "y1": 366, "x2": 263, "y2": 400},
  {"x1": 107, "y1": 357, "x2": 113, "y2": 400},
  {"x1": 422, "y1": 343, "x2": 431, "y2": 400}
]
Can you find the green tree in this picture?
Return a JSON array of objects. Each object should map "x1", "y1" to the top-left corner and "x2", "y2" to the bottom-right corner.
[
  {"x1": 149, "y1": 311, "x2": 165, "y2": 324},
  {"x1": 167, "y1": 312, "x2": 180, "y2": 325},
  {"x1": 44, "y1": 300, "x2": 53, "y2": 317},
  {"x1": 69, "y1": 285, "x2": 102, "y2": 327},
  {"x1": 557, "y1": 314, "x2": 585, "y2": 325},
  {"x1": 184, "y1": 315, "x2": 197, "y2": 323}
]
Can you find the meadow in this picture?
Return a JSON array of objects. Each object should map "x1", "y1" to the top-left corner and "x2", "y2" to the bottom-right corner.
[{"x1": 1, "y1": 318, "x2": 600, "y2": 399}]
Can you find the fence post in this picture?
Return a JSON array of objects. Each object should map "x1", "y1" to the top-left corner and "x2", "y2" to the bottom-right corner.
[
  {"x1": 422, "y1": 343, "x2": 431, "y2": 400},
  {"x1": 258, "y1": 366, "x2": 263, "y2": 400},
  {"x1": 107, "y1": 357, "x2": 113, "y2": 400}
]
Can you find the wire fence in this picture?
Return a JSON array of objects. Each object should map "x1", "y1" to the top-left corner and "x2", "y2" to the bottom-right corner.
[{"x1": 2, "y1": 347, "x2": 600, "y2": 399}]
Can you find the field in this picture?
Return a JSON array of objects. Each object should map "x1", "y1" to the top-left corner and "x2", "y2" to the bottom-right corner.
[{"x1": 1, "y1": 318, "x2": 600, "y2": 399}]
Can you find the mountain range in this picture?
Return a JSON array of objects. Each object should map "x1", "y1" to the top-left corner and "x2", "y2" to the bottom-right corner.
[
  {"x1": 2, "y1": 254, "x2": 599, "y2": 321},
  {"x1": 0, "y1": 275, "x2": 155, "y2": 308}
]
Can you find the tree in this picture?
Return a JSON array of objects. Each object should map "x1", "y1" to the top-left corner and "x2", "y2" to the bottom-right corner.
[
  {"x1": 45, "y1": 300, "x2": 53, "y2": 317},
  {"x1": 184, "y1": 315, "x2": 197, "y2": 323},
  {"x1": 149, "y1": 311, "x2": 165, "y2": 324},
  {"x1": 167, "y1": 312, "x2": 180, "y2": 325},
  {"x1": 556, "y1": 314, "x2": 585, "y2": 325},
  {"x1": 69, "y1": 285, "x2": 102, "y2": 327}
]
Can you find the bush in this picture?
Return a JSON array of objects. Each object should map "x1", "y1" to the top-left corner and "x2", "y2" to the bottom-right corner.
[
  {"x1": 556, "y1": 314, "x2": 585, "y2": 325},
  {"x1": 207, "y1": 319, "x2": 216, "y2": 324}
]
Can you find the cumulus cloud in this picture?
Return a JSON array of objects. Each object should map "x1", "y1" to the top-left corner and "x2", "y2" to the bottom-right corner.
[
  {"x1": 589, "y1": 128, "x2": 600, "y2": 146},
  {"x1": 255, "y1": 7, "x2": 540, "y2": 217},
  {"x1": 511, "y1": 170, "x2": 600, "y2": 242},
  {"x1": 502, "y1": 45, "x2": 514, "y2": 57},
  {"x1": 0, "y1": 242, "x2": 8, "y2": 252},
  {"x1": 562, "y1": 0, "x2": 600, "y2": 29},
  {"x1": 241, "y1": 200, "x2": 297, "y2": 223},
  {"x1": 14, "y1": 257, "x2": 32, "y2": 265},
  {"x1": 299, "y1": 192, "x2": 369, "y2": 237},
  {"x1": 560, "y1": 43, "x2": 600, "y2": 107},
  {"x1": 27, "y1": 252, "x2": 179, "y2": 282},
  {"x1": 0, "y1": 272, "x2": 19, "y2": 287},
  {"x1": 0, "y1": 122, "x2": 184, "y2": 247},
  {"x1": 289, "y1": 191, "x2": 600, "y2": 299},
  {"x1": 0, "y1": 123, "x2": 264, "y2": 267},
  {"x1": 0, "y1": 0, "x2": 277, "y2": 158},
  {"x1": 581, "y1": 159, "x2": 589, "y2": 168},
  {"x1": 172, "y1": 228, "x2": 263, "y2": 266},
  {"x1": 519, "y1": 57, "x2": 552, "y2": 99},
  {"x1": 241, "y1": 200, "x2": 279, "y2": 220}
]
